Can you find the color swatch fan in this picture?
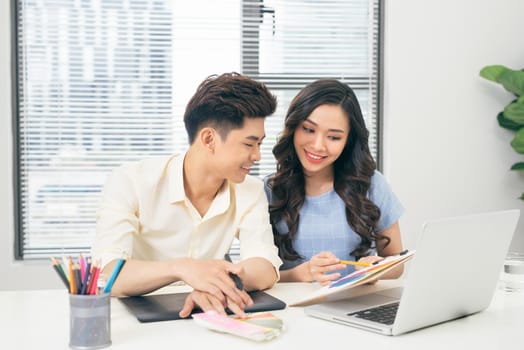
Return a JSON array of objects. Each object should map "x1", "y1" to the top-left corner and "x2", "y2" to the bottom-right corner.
[
  {"x1": 290, "y1": 250, "x2": 415, "y2": 306},
  {"x1": 192, "y1": 311, "x2": 284, "y2": 342}
]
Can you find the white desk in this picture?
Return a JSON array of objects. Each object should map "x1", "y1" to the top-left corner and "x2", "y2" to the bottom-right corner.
[{"x1": 1, "y1": 282, "x2": 523, "y2": 349}]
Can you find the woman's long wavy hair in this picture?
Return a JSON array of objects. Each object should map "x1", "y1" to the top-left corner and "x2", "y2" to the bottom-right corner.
[{"x1": 268, "y1": 79, "x2": 389, "y2": 261}]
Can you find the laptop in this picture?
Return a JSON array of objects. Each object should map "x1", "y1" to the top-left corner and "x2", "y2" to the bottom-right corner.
[
  {"x1": 304, "y1": 209, "x2": 519, "y2": 335},
  {"x1": 120, "y1": 290, "x2": 286, "y2": 322}
]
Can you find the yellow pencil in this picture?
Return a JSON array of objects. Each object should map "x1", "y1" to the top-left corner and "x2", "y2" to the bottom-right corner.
[
  {"x1": 68, "y1": 258, "x2": 75, "y2": 294},
  {"x1": 339, "y1": 260, "x2": 371, "y2": 267}
]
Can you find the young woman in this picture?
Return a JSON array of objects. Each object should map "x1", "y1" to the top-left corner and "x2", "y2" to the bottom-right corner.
[{"x1": 264, "y1": 79, "x2": 404, "y2": 285}]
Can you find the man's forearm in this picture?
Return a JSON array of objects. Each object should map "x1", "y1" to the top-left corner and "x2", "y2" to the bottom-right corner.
[{"x1": 102, "y1": 258, "x2": 183, "y2": 296}]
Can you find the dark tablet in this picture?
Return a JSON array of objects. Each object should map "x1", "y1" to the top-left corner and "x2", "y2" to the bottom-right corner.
[{"x1": 120, "y1": 290, "x2": 287, "y2": 322}]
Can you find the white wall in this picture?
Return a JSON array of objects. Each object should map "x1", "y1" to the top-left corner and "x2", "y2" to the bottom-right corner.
[
  {"x1": 383, "y1": 0, "x2": 524, "y2": 251},
  {"x1": 1, "y1": 0, "x2": 524, "y2": 290}
]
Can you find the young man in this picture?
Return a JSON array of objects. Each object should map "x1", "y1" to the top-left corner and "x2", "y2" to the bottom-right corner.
[{"x1": 91, "y1": 73, "x2": 281, "y2": 317}]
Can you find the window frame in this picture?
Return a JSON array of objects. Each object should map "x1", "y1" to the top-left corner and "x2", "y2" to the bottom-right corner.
[
  {"x1": 13, "y1": 0, "x2": 23, "y2": 260},
  {"x1": 12, "y1": 0, "x2": 384, "y2": 260}
]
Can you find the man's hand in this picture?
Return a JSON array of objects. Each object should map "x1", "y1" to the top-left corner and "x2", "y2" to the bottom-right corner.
[
  {"x1": 179, "y1": 290, "x2": 253, "y2": 319},
  {"x1": 176, "y1": 258, "x2": 252, "y2": 308}
]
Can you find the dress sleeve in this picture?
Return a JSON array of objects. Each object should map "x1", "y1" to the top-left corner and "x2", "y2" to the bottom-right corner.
[{"x1": 368, "y1": 171, "x2": 405, "y2": 233}]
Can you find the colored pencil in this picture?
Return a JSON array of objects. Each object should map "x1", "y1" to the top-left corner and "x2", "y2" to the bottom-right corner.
[
  {"x1": 88, "y1": 262, "x2": 101, "y2": 295},
  {"x1": 68, "y1": 257, "x2": 76, "y2": 294},
  {"x1": 339, "y1": 260, "x2": 371, "y2": 267},
  {"x1": 74, "y1": 264, "x2": 82, "y2": 294},
  {"x1": 79, "y1": 253, "x2": 86, "y2": 282},
  {"x1": 50, "y1": 257, "x2": 70, "y2": 288},
  {"x1": 103, "y1": 258, "x2": 126, "y2": 293},
  {"x1": 80, "y1": 257, "x2": 92, "y2": 295}
]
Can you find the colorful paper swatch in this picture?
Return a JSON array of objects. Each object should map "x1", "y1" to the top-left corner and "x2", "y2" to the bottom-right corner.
[
  {"x1": 192, "y1": 311, "x2": 284, "y2": 342},
  {"x1": 290, "y1": 250, "x2": 415, "y2": 306}
]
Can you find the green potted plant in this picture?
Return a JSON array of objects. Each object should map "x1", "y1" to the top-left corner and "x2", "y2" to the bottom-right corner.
[{"x1": 480, "y1": 65, "x2": 524, "y2": 199}]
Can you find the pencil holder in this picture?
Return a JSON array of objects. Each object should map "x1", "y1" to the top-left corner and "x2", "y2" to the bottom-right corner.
[{"x1": 69, "y1": 293, "x2": 112, "y2": 349}]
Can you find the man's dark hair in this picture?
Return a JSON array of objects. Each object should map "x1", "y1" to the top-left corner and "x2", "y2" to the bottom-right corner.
[{"x1": 183, "y1": 72, "x2": 277, "y2": 144}]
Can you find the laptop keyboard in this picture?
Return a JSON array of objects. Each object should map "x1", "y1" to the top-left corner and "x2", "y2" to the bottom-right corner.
[{"x1": 347, "y1": 302, "x2": 399, "y2": 325}]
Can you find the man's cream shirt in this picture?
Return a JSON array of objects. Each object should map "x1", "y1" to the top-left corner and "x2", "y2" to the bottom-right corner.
[{"x1": 91, "y1": 153, "x2": 282, "y2": 275}]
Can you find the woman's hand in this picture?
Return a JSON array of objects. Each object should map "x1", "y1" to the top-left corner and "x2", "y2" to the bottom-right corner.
[{"x1": 302, "y1": 251, "x2": 347, "y2": 285}]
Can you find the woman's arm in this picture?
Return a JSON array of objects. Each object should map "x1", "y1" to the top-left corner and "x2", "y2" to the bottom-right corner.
[{"x1": 278, "y1": 252, "x2": 347, "y2": 285}]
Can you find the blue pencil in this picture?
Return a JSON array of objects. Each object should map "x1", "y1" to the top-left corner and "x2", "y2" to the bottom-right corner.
[{"x1": 103, "y1": 258, "x2": 126, "y2": 294}]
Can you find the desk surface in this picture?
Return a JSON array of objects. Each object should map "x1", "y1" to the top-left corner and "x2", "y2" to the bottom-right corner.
[{"x1": 1, "y1": 281, "x2": 523, "y2": 349}]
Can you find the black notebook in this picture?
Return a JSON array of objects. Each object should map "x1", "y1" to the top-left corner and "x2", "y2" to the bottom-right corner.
[{"x1": 120, "y1": 290, "x2": 287, "y2": 322}]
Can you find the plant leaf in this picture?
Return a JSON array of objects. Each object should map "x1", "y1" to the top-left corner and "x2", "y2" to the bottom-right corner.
[
  {"x1": 511, "y1": 127, "x2": 524, "y2": 154},
  {"x1": 504, "y1": 96, "x2": 524, "y2": 124},
  {"x1": 499, "y1": 69, "x2": 524, "y2": 96},
  {"x1": 519, "y1": 192, "x2": 524, "y2": 201},
  {"x1": 511, "y1": 162, "x2": 524, "y2": 170},
  {"x1": 480, "y1": 65, "x2": 510, "y2": 82},
  {"x1": 498, "y1": 111, "x2": 523, "y2": 130}
]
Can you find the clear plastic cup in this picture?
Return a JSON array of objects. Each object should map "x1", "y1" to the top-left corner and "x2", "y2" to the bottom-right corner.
[
  {"x1": 69, "y1": 293, "x2": 111, "y2": 349},
  {"x1": 500, "y1": 252, "x2": 524, "y2": 292}
]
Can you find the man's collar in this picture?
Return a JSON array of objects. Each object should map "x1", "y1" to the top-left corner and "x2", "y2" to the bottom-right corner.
[
  {"x1": 168, "y1": 153, "x2": 232, "y2": 212},
  {"x1": 168, "y1": 153, "x2": 187, "y2": 203}
]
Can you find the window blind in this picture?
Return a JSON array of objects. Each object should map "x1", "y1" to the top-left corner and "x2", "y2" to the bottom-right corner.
[{"x1": 15, "y1": 0, "x2": 381, "y2": 260}]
